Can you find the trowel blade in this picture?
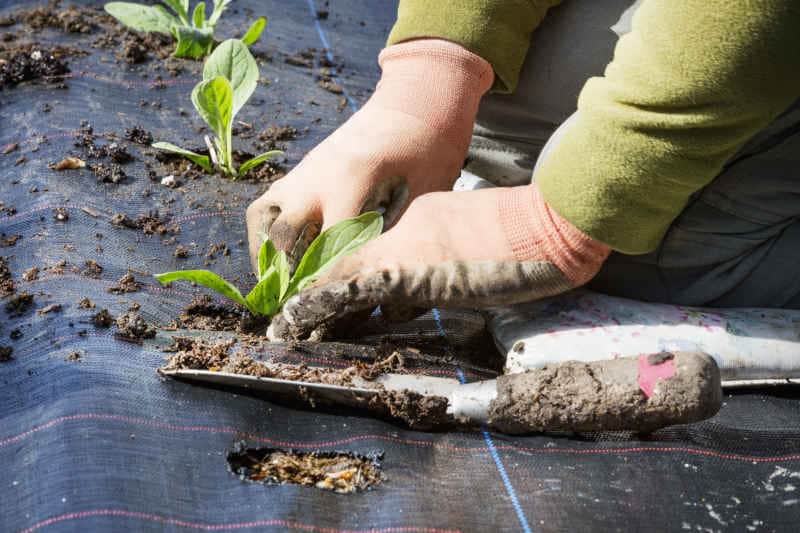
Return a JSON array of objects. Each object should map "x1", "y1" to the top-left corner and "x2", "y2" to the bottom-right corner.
[
  {"x1": 160, "y1": 368, "x2": 382, "y2": 409},
  {"x1": 159, "y1": 369, "x2": 463, "y2": 409}
]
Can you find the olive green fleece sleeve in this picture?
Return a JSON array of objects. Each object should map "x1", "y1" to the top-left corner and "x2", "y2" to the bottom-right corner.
[
  {"x1": 387, "y1": 0, "x2": 561, "y2": 93},
  {"x1": 535, "y1": 0, "x2": 800, "y2": 254}
]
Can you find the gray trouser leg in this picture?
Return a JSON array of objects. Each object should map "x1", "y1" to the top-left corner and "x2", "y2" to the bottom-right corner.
[
  {"x1": 468, "y1": 1, "x2": 800, "y2": 309},
  {"x1": 590, "y1": 101, "x2": 800, "y2": 308}
]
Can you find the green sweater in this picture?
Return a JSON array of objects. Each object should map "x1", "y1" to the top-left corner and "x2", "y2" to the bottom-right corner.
[{"x1": 388, "y1": 0, "x2": 800, "y2": 254}]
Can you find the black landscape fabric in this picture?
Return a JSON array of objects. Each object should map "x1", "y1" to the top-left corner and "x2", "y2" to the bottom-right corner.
[{"x1": 2, "y1": 1, "x2": 800, "y2": 531}]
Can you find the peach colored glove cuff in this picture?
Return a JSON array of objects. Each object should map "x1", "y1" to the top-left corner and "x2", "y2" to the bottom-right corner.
[
  {"x1": 371, "y1": 39, "x2": 494, "y2": 155},
  {"x1": 499, "y1": 184, "x2": 612, "y2": 286}
]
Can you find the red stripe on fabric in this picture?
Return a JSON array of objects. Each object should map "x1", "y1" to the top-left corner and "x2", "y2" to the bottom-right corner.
[
  {"x1": 19, "y1": 509, "x2": 461, "y2": 533},
  {"x1": 2, "y1": 413, "x2": 800, "y2": 463}
]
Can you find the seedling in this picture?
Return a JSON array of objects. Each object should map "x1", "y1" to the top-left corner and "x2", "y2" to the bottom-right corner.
[
  {"x1": 152, "y1": 39, "x2": 281, "y2": 177},
  {"x1": 156, "y1": 212, "x2": 383, "y2": 318},
  {"x1": 105, "y1": 0, "x2": 266, "y2": 59}
]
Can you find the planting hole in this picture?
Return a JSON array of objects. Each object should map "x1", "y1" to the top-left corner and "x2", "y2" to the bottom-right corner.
[{"x1": 227, "y1": 442, "x2": 383, "y2": 494}]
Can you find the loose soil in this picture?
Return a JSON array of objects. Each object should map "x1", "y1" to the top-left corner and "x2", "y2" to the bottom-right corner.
[
  {"x1": 91, "y1": 308, "x2": 114, "y2": 328},
  {"x1": 161, "y1": 337, "x2": 403, "y2": 386},
  {"x1": 160, "y1": 338, "x2": 455, "y2": 430},
  {"x1": 154, "y1": 148, "x2": 285, "y2": 183},
  {"x1": 124, "y1": 126, "x2": 154, "y2": 146},
  {"x1": 6, "y1": 291, "x2": 34, "y2": 317},
  {"x1": 227, "y1": 442, "x2": 383, "y2": 494},
  {"x1": 0, "y1": 256, "x2": 14, "y2": 296},
  {"x1": 116, "y1": 308, "x2": 156, "y2": 340},
  {"x1": 111, "y1": 211, "x2": 179, "y2": 236},
  {"x1": 0, "y1": 48, "x2": 70, "y2": 88},
  {"x1": 165, "y1": 295, "x2": 242, "y2": 331},
  {"x1": 107, "y1": 273, "x2": 142, "y2": 294}
]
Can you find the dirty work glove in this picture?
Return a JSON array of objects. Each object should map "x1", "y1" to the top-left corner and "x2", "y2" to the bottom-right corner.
[
  {"x1": 268, "y1": 183, "x2": 612, "y2": 341},
  {"x1": 246, "y1": 39, "x2": 494, "y2": 270}
]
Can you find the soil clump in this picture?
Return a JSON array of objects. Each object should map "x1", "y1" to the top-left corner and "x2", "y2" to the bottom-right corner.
[
  {"x1": 116, "y1": 308, "x2": 156, "y2": 339},
  {"x1": 0, "y1": 48, "x2": 69, "y2": 88},
  {"x1": 107, "y1": 273, "x2": 141, "y2": 294}
]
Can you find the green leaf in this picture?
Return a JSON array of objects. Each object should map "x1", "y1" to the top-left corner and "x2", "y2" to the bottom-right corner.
[
  {"x1": 257, "y1": 239, "x2": 278, "y2": 280},
  {"x1": 245, "y1": 268, "x2": 282, "y2": 316},
  {"x1": 288, "y1": 212, "x2": 384, "y2": 296},
  {"x1": 191, "y1": 76, "x2": 233, "y2": 142},
  {"x1": 191, "y1": 2, "x2": 206, "y2": 28},
  {"x1": 160, "y1": 0, "x2": 189, "y2": 24},
  {"x1": 203, "y1": 39, "x2": 258, "y2": 118},
  {"x1": 173, "y1": 25, "x2": 214, "y2": 59},
  {"x1": 241, "y1": 17, "x2": 266, "y2": 46},
  {"x1": 207, "y1": 0, "x2": 232, "y2": 27},
  {"x1": 238, "y1": 150, "x2": 282, "y2": 176},
  {"x1": 151, "y1": 141, "x2": 212, "y2": 172},
  {"x1": 156, "y1": 270, "x2": 247, "y2": 307},
  {"x1": 274, "y1": 250, "x2": 290, "y2": 300},
  {"x1": 104, "y1": 2, "x2": 178, "y2": 34}
]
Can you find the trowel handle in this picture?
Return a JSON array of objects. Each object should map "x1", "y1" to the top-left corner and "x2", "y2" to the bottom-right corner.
[{"x1": 484, "y1": 351, "x2": 722, "y2": 434}]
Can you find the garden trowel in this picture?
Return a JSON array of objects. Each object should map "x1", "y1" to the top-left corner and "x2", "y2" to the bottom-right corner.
[{"x1": 160, "y1": 341, "x2": 723, "y2": 434}]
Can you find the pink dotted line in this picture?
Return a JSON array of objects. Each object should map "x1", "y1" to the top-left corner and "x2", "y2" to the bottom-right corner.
[
  {"x1": 19, "y1": 509, "x2": 461, "y2": 533},
  {"x1": 3, "y1": 413, "x2": 800, "y2": 464},
  {"x1": 43, "y1": 72, "x2": 196, "y2": 87},
  {"x1": 171, "y1": 211, "x2": 242, "y2": 224}
]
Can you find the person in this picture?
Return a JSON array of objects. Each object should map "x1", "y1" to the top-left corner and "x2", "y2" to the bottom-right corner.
[{"x1": 246, "y1": 0, "x2": 800, "y2": 341}]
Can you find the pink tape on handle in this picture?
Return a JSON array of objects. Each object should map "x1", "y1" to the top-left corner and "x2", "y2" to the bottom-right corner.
[{"x1": 638, "y1": 354, "x2": 677, "y2": 398}]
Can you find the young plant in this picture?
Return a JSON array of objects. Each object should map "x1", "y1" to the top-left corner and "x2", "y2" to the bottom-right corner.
[
  {"x1": 105, "y1": 1, "x2": 266, "y2": 59},
  {"x1": 152, "y1": 39, "x2": 281, "y2": 178},
  {"x1": 155, "y1": 212, "x2": 384, "y2": 318}
]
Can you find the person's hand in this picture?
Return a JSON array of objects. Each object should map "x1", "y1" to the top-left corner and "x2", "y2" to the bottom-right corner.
[
  {"x1": 246, "y1": 39, "x2": 493, "y2": 271},
  {"x1": 267, "y1": 183, "x2": 612, "y2": 341}
]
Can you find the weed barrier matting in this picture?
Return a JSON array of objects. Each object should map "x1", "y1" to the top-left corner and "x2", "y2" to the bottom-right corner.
[{"x1": 1, "y1": 1, "x2": 800, "y2": 531}]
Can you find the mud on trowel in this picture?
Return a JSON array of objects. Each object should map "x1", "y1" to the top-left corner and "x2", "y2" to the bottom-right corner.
[{"x1": 159, "y1": 337, "x2": 723, "y2": 434}]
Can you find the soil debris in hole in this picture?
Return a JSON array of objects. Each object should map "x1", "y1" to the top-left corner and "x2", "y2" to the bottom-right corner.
[
  {"x1": 107, "y1": 273, "x2": 141, "y2": 294},
  {"x1": 0, "y1": 346, "x2": 12, "y2": 362},
  {"x1": 0, "y1": 48, "x2": 70, "y2": 88},
  {"x1": 227, "y1": 442, "x2": 383, "y2": 494},
  {"x1": 92, "y1": 308, "x2": 114, "y2": 328},
  {"x1": 116, "y1": 308, "x2": 156, "y2": 339},
  {"x1": 67, "y1": 350, "x2": 82, "y2": 361}
]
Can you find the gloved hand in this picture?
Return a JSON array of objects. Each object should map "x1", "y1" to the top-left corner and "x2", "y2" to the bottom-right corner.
[
  {"x1": 246, "y1": 39, "x2": 493, "y2": 270},
  {"x1": 267, "y1": 183, "x2": 612, "y2": 341}
]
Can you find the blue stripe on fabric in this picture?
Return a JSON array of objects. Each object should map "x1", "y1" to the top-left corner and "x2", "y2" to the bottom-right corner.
[
  {"x1": 437, "y1": 313, "x2": 533, "y2": 533},
  {"x1": 304, "y1": 5, "x2": 531, "y2": 529},
  {"x1": 304, "y1": 0, "x2": 359, "y2": 112}
]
